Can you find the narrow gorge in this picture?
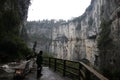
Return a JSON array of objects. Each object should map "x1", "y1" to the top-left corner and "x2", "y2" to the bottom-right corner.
[
  {"x1": 0, "y1": 0, "x2": 119, "y2": 79},
  {"x1": 26, "y1": 0, "x2": 120, "y2": 79}
]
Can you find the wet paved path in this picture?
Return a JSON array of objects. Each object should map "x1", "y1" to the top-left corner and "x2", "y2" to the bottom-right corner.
[{"x1": 24, "y1": 67, "x2": 71, "y2": 80}]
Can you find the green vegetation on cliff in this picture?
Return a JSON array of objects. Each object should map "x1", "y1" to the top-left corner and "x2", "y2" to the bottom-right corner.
[
  {"x1": 0, "y1": 0, "x2": 32, "y2": 63},
  {"x1": 97, "y1": 19, "x2": 112, "y2": 49}
]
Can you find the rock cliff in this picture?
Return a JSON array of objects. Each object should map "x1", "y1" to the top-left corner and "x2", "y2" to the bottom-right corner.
[
  {"x1": 0, "y1": 0, "x2": 31, "y2": 62},
  {"x1": 26, "y1": 20, "x2": 66, "y2": 53},
  {"x1": 50, "y1": 0, "x2": 120, "y2": 79},
  {"x1": 26, "y1": 0, "x2": 120, "y2": 79},
  {"x1": 51, "y1": 0, "x2": 101, "y2": 62}
]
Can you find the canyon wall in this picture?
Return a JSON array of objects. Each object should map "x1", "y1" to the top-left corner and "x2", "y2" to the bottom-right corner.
[
  {"x1": 50, "y1": 0, "x2": 120, "y2": 78},
  {"x1": 26, "y1": 0, "x2": 120, "y2": 78},
  {"x1": 50, "y1": 0, "x2": 101, "y2": 64},
  {"x1": 26, "y1": 20, "x2": 66, "y2": 53},
  {"x1": 0, "y1": 0, "x2": 31, "y2": 62}
]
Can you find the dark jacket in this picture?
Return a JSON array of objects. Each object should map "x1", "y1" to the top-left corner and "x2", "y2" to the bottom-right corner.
[{"x1": 36, "y1": 54, "x2": 43, "y2": 66}]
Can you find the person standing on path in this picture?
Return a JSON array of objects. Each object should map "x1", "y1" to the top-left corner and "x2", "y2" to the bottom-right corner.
[
  {"x1": 33, "y1": 41, "x2": 37, "y2": 57},
  {"x1": 36, "y1": 50, "x2": 43, "y2": 79}
]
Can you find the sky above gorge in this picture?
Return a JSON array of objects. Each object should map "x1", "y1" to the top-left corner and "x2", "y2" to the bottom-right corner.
[{"x1": 27, "y1": 0, "x2": 91, "y2": 21}]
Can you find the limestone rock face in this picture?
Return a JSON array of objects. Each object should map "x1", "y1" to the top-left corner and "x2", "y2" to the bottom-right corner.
[
  {"x1": 98, "y1": 0, "x2": 120, "y2": 78},
  {"x1": 50, "y1": 0, "x2": 101, "y2": 63},
  {"x1": 50, "y1": 0, "x2": 120, "y2": 73},
  {"x1": 26, "y1": 20, "x2": 67, "y2": 53},
  {"x1": 26, "y1": 0, "x2": 120, "y2": 78}
]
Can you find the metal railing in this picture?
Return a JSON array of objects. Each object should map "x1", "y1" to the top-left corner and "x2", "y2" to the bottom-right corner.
[{"x1": 43, "y1": 57, "x2": 109, "y2": 80}]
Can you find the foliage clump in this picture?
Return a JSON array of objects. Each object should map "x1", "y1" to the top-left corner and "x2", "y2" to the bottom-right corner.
[{"x1": 0, "y1": 34, "x2": 32, "y2": 62}]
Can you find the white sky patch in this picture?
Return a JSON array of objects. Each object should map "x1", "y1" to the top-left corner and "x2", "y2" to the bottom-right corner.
[{"x1": 27, "y1": 0, "x2": 91, "y2": 21}]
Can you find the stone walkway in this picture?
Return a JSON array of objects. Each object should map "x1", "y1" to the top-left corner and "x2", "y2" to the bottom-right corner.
[{"x1": 24, "y1": 67, "x2": 71, "y2": 80}]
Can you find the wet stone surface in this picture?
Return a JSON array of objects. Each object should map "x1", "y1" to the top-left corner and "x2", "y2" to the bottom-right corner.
[
  {"x1": 24, "y1": 67, "x2": 72, "y2": 80},
  {"x1": 0, "y1": 69, "x2": 13, "y2": 80}
]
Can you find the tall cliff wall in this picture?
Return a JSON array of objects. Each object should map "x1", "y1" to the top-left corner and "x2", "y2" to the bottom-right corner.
[
  {"x1": 50, "y1": 0, "x2": 120, "y2": 78},
  {"x1": 0, "y1": 0, "x2": 31, "y2": 62},
  {"x1": 98, "y1": 0, "x2": 120, "y2": 79},
  {"x1": 26, "y1": 20, "x2": 67, "y2": 53},
  {"x1": 50, "y1": 0, "x2": 101, "y2": 62}
]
